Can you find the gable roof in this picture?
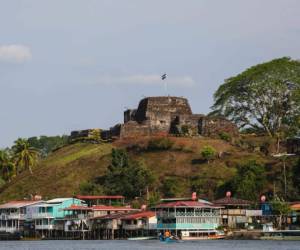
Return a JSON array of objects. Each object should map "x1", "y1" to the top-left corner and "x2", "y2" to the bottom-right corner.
[
  {"x1": 0, "y1": 200, "x2": 43, "y2": 209},
  {"x1": 91, "y1": 205, "x2": 137, "y2": 211},
  {"x1": 156, "y1": 201, "x2": 222, "y2": 208},
  {"x1": 121, "y1": 211, "x2": 155, "y2": 220}
]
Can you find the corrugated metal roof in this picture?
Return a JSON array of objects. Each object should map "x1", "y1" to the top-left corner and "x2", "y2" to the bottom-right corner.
[
  {"x1": 64, "y1": 205, "x2": 91, "y2": 211},
  {"x1": 0, "y1": 200, "x2": 44, "y2": 209},
  {"x1": 121, "y1": 211, "x2": 155, "y2": 220},
  {"x1": 46, "y1": 198, "x2": 74, "y2": 204},
  {"x1": 76, "y1": 195, "x2": 124, "y2": 200},
  {"x1": 156, "y1": 201, "x2": 222, "y2": 208},
  {"x1": 91, "y1": 205, "x2": 138, "y2": 211}
]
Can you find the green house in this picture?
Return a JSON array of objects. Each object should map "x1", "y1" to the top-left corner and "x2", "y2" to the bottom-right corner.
[{"x1": 27, "y1": 198, "x2": 84, "y2": 231}]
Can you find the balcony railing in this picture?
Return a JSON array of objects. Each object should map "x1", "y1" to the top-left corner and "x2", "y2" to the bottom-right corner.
[
  {"x1": 157, "y1": 211, "x2": 220, "y2": 218},
  {"x1": 35, "y1": 225, "x2": 55, "y2": 230},
  {"x1": 30, "y1": 213, "x2": 53, "y2": 219}
]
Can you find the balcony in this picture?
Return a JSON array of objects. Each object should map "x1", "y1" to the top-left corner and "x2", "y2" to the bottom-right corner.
[
  {"x1": 157, "y1": 222, "x2": 218, "y2": 230},
  {"x1": 30, "y1": 213, "x2": 53, "y2": 219},
  {"x1": 7, "y1": 213, "x2": 25, "y2": 220},
  {"x1": 123, "y1": 224, "x2": 144, "y2": 230},
  {"x1": 0, "y1": 227, "x2": 18, "y2": 233},
  {"x1": 35, "y1": 224, "x2": 55, "y2": 230}
]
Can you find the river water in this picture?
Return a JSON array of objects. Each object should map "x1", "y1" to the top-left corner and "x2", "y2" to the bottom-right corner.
[{"x1": 0, "y1": 240, "x2": 299, "y2": 250}]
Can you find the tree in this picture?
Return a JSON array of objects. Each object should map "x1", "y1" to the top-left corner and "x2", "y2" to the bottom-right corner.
[
  {"x1": 201, "y1": 146, "x2": 216, "y2": 164},
  {"x1": 104, "y1": 149, "x2": 155, "y2": 199},
  {"x1": 211, "y1": 57, "x2": 300, "y2": 144},
  {"x1": 0, "y1": 150, "x2": 15, "y2": 182},
  {"x1": 232, "y1": 160, "x2": 266, "y2": 201},
  {"x1": 12, "y1": 138, "x2": 39, "y2": 175},
  {"x1": 271, "y1": 196, "x2": 291, "y2": 229},
  {"x1": 28, "y1": 135, "x2": 69, "y2": 157},
  {"x1": 161, "y1": 177, "x2": 185, "y2": 198}
]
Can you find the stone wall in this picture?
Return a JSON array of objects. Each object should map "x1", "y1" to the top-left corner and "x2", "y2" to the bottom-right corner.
[
  {"x1": 70, "y1": 96, "x2": 239, "y2": 140},
  {"x1": 199, "y1": 117, "x2": 239, "y2": 138}
]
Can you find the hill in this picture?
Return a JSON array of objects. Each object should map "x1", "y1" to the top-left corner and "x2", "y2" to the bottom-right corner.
[{"x1": 0, "y1": 135, "x2": 290, "y2": 203}]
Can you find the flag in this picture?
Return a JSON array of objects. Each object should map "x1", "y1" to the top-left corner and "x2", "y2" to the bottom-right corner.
[{"x1": 161, "y1": 73, "x2": 167, "y2": 80}]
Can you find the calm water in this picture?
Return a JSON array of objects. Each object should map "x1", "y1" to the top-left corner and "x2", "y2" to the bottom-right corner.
[{"x1": 0, "y1": 240, "x2": 299, "y2": 250}]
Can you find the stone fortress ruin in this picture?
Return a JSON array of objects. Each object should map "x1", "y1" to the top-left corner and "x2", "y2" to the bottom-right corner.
[{"x1": 71, "y1": 96, "x2": 238, "y2": 141}]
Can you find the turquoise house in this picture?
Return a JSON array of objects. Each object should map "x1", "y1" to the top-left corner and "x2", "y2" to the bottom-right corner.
[
  {"x1": 155, "y1": 200, "x2": 223, "y2": 240},
  {"x1": 27, "y1": 198, "x2": 84, "y2": 232}
]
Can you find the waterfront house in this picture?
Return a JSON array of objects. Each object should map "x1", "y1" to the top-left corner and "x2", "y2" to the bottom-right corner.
[
  {"x1": 27, "y1": 198, "x2": 85, "y2": 238},
  {"x1": 213, "y1": 194, "x2": 262, "y2": 229},
  {"x1": 0, "y1": 200, "x2": 43, "y2": 234},
  {"x1": 121, "y1": 211, "x2": 157, "y2": 238},
  {"x1": 63, "y1": 205, "x2": 92, "y2": 237},
  {"x1": 155, "y1": 200, "x2": 223, "y2": 240}
]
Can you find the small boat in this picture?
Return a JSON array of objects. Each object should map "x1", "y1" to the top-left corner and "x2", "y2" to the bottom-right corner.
[{"x1": 127, "y1": 236, "x2": 156, "y2": 240}]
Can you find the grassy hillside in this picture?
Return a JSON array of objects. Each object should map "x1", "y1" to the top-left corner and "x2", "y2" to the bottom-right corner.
[{"x1": 0, "y1": 136, "x2": 285, "y2": 203}]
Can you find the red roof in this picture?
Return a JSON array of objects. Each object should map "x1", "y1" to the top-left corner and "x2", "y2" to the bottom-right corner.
[
  {"x1": 76, "y1": 195, "x2": 124, "y2": 200},
  {"x1": 64, "y1": 205, "x2": 92, "y2": 211},
  {"x1": 156, "y1": 201, "x2": 222, "y2": 208},
  {"x1": 121, "y1": 211, "x2": 155, "y2": 220},
  {"x1": 91, "y1": 205, "x2": 137, "y2": 211},
  {"x1": 91, "y1": 211, "x2": 153, "y2": 220}
]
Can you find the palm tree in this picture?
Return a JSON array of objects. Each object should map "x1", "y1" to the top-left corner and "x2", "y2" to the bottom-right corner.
[
  {"x1": 0, "y1": 149, "x2": 15, "y2": 182},
  {"x1": 12, "y1": 138, "x2": 39, "y2": 175}
]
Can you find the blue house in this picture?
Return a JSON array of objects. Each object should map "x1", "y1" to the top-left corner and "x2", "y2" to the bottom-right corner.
[{"x1": 27, "y1": 198, "x2": 84, "y2": 236}]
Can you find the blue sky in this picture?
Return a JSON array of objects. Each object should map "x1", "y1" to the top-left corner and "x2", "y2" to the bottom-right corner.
[{"x1": 1, "y1": 0, "x2": 300, "y2": 147}]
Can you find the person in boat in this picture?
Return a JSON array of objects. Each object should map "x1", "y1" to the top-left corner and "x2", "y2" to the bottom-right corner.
[{"x1": 164, "y1": 230, "x2": 171, "y2": 239}]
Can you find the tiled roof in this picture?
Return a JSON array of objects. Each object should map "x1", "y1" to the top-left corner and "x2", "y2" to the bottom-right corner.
[
  {"x1": 76, "y1": 195, "x2": 124, "y2": 200},
  {"x1": 121, "y1": 211, "x2": 155, "y2": 220},
  {"x1": 0, "y1": 200, "x2": 43, "y2": 209},
  {"x1": 290, "y1": 203, "x2": 300, "y2": 210},
  {"x1": 213, "y1": 197, "x2": 252, "y2": 206},
  {"x1": 64, "y1": 205, "x2": 92, "y2": 211},
  {"x1": 46, "y1": 198, "x2": 74, "y2": 204},
  {"x1": 156, "y1": 201, "x2": 222, "y2": 208},
  {"x1": 91, "y1": 210, "x2": 153, "y2": 220},
  {"x1": 91, "y1": 205, "x2": 138, "y2": 211}
]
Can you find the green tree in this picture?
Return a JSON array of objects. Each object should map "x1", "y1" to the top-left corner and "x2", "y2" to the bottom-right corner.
[
  {"x1": 232, "y1": 160, "x2": 266, "y2": 201},
  {"x1": 212, "y1": 57, "x2": 300, "y2": 144},
  {"x1": 0, "y1": 150, "x2": 15, "y2": 182},
  {"x1": 271, "y1": 196, "x2": 291, "y2": 229},
  {"x1": 104, "y1": 149, "x2": 155, "y2": 199},
  {"x1": 161, "y1": 177, "x2": 185, "y2": 198},
  {"x1": 201, "y1": 146, "x2": 216, "y2": 164},
  {"x1": 12, "y1": 138, "x2": 39, "y2": 175},
  {"x1": 28, "y1": 135, "x2": 69, "y2": 157}
]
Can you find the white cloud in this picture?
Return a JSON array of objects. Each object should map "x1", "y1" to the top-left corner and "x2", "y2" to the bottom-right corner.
[
  {"x1": 0, "y1": 45, "x2": 32, "y2": 63},
  {"x1": 94, "y1": 74, "x2": 195, "y2": 87}
]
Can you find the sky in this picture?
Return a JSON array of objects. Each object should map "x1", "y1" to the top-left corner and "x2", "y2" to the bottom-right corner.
[{"x1": 1, "y1": 0, "x2": 300, "y2": 148}]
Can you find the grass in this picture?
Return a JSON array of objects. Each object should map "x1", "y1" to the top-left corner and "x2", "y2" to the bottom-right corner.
[{"x1": 0, "y1": 136, "x2": 285, "y2": 202}]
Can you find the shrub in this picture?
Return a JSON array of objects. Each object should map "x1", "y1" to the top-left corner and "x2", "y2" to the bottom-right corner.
[
  {"x1": 219, "y1": 132, "x2": 231, "y2": 142},
  {"x1": 201, "y1": 146, "x2": 216, "y2": 163},
  {"x1": 147, "y1": 137, "x2": 174, "y2": 151}
]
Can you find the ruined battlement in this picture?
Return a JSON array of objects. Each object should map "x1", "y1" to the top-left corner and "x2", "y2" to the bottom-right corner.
[{"x1": 70, "y1": 96, "x2": 238, "y2": 141}]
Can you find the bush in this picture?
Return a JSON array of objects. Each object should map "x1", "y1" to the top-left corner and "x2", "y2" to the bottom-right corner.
[
  {"x1": 161, "y1": 177, "x2": 185, "y2": 197},
  {"x1": 147, "y1": 137, "x2": 174, "y2": 151},
  {"x1": 219, "y1": 132, "x2": 231, "y2": 142},
  {"x1": 201, "y1": 146, "x2": 216, "y2": 163}
]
